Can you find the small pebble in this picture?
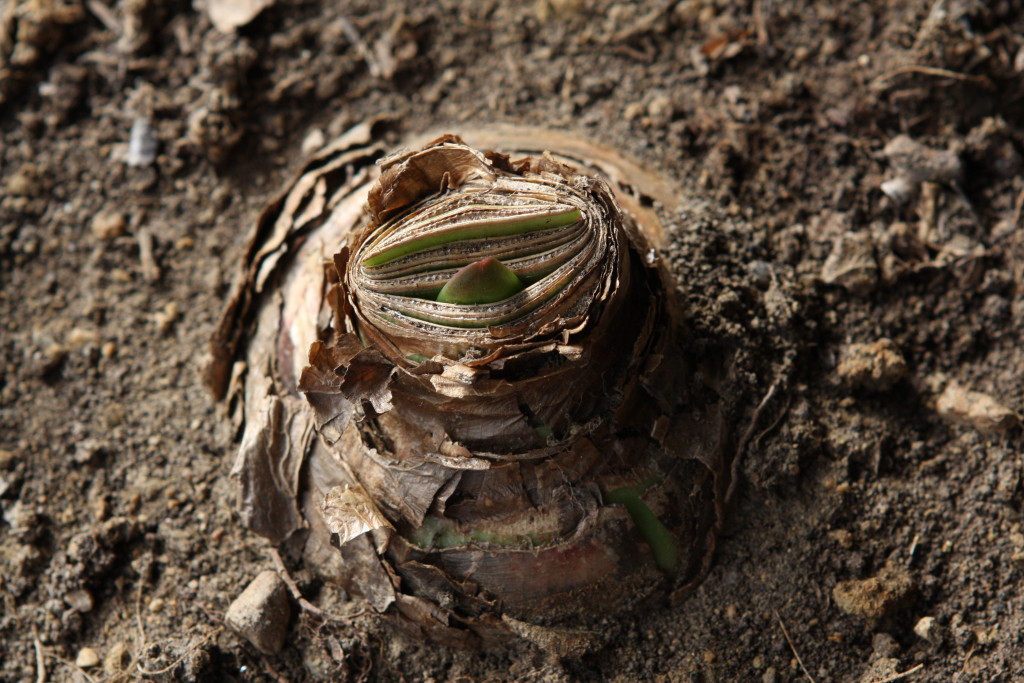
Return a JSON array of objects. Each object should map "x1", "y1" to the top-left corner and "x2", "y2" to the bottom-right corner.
[
  {"x1": 148, "y1": 597, "x2": 165, "y2": 613},
  {"x1": 91, "y1": 496, "x2": 110, "y2": 522},
  {"x1": 66, "y1": 588, "x2": 95, "y2": 612},
  {"x1": 127, "y1": 116, "x2": 158, "y2": 168},
  {"x1": 76, "y1": 647, "x2": 100, "y2": 668},
  {"x1": 6, "y1": 168, "x2": 40, "y2": 197},
  {"x1": 154, "y1": 302, "x2": 181, "y2": 333},
  {"x1": 91, "y1": 210, "x2": 128, "y2": 240},
  {"x1": 225, "y1": 570, "x2": 291, "y2": 655},
  {"x1": 914, "y1": 616, "x2": 941, "y2": 644},
  {"x1": 623, "y1": 101, "x2": 645, "y2": 121},
  {"x1": 646, "y1": 95, "x2": 674, "y2": 125}
]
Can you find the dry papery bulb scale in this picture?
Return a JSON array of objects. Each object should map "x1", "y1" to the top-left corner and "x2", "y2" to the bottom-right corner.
[{"x1": 206, "y1": 121, "x2": 731, "y2": 654}]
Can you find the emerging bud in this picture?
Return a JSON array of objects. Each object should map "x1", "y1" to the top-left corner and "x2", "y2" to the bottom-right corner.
[{"x1": 435, "y1": 258, "x2": 525, "y2": 305}]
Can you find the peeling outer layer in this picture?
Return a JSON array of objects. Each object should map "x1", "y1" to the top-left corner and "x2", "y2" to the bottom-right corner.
[{"x1": 207, "y1": 123, "x2": 732, "y2": 652}]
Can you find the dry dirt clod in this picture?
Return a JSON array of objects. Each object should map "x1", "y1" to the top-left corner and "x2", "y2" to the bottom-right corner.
[
  {"x1": 832, "y1": 563, "x2": 914, "y2": 626},
  {"x1": 836, "y1": 339, "x2": 908, "y2": 392},
  {"x1": 153, "y1": 302, "x2": 180, "y2": 333},
  {"x1": 5, "y1": 164, "x2": 42, "y2": 196},
  {"x1": 821, "y1": 233, "x2": 879, "y2": 296},
  {"x1": 65, "y1": 588, "x2": 94, "y2": 612},
  {"x1": 859, "y1": 656, "x2": 900, "y2": 683},
  {"x1": 883, "y1": 134, "x2": 963, "y2": 186},
  {"x1": 91, "y1": 210, "x2": 128, "y2": 241},
  {"x1": 935, "y1": 380, "x2": 1020, "y2": 433},
  {"x1": 225, "y1": 569, "x2": 291, "y2": 655}
]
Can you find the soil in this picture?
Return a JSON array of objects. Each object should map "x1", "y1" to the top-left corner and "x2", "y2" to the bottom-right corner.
[{"x1": 2, "y1": 0, "x2": 1023, "y2": 681}]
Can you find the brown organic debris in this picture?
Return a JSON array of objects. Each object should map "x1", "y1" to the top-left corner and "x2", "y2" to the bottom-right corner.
[
  {"x1": 822, "y1": 233, "x2": 879, "y2": 296},
  {"x1": 209, "y1": 124, "x2": 732, "y2": 650},
  {"x1": 833, "y1": 564, "x2": 914, "y2": 626}
]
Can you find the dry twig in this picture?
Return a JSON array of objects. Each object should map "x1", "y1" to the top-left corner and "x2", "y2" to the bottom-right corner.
[
  {"x1": 42, "y1": 653, "x2": 99, "y2": 683},
  {"x1": 1012, "y1": 186, "x2": 1024, "y2": 230},
  {"x1": 135, "y1": 627, "x2": 223, "y2": 676},
  {"x1": 31, "y1": 625, "x2": 46, "y2": 683},
  {"x1": 137, "y1": 227, "x2": 161, "y2": 283},
  {"x1": 872, "y1": 65, "x2": 995, "y2": 91},
  {"x1": 729, "y1": 375, "x2": 786, "y2": 502},
  {"x1": 269, "y1": 548, "x2": 368, "y2": 622},
  {"x1": 753, "y1": 0, "x2": 772, "y2": 46},
  {"x1": 84, "y1": 0, "x2": 121, "y2": 34},
  {"x1": 775, "y1": 610, "x2": 816, "y2": 683}
]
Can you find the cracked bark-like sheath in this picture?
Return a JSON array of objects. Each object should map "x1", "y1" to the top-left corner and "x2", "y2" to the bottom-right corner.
[{"x1": 206, "y1": 122, "x2": 729, "y2": 651}]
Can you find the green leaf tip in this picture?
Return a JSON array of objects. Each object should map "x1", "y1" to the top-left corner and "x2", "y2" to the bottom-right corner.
[
  {"x1": 362, "y1": 206, "x2": 582, "y2": 267},
  {"x1": 436, "y1": 257, "x2": 525, "y2": 305},
  {"x1": 605, "y1": 487, "x2": 680, "y2": 573}
]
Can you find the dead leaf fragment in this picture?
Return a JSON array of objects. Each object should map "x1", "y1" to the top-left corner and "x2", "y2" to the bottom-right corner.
[
  {"x1": 231, "y1": 394, "x2": 308, "y2": 543},
  {"x1": 936, "y1": 381, "x2": 1019, "y2": 433},
  {"x1": 321, "y1": 485, "x2": 394, "y2": 551}
]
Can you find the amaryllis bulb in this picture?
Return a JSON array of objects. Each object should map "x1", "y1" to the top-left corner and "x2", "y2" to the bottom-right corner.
[{"x1": 207, "y1": 125, "x2": 730, "y2": 653}]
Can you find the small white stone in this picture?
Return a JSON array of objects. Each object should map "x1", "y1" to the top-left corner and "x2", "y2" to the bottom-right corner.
[
  {"x1": 914, "y1": 616, "x2": 941, "y2": 644},
  {"x1": 76, "y1": 647, "x2": 100, "y2": 668}
]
